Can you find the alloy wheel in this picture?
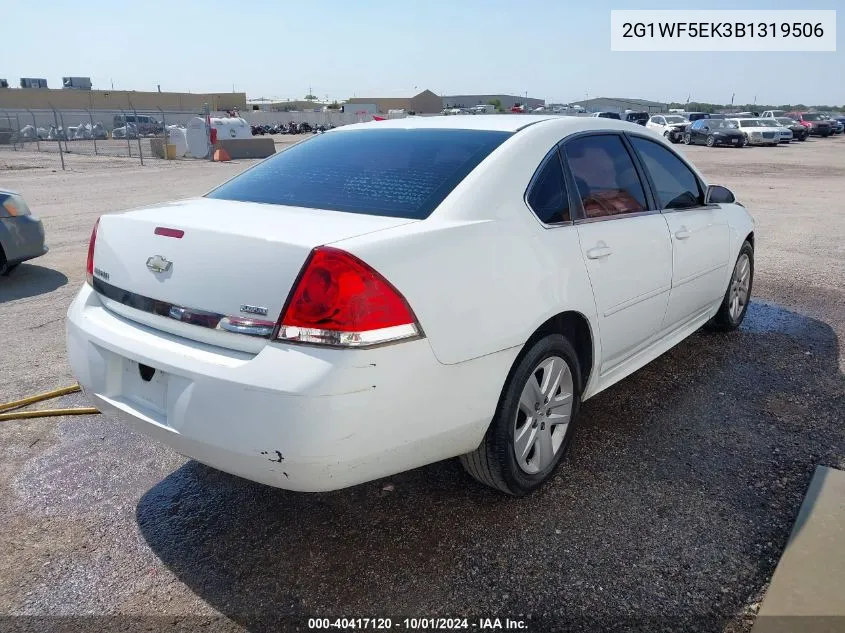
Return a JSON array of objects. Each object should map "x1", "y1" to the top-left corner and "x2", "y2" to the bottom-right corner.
[
  {"x1": 729, "y1": 253, "x2": 751, "y2": 322},
  {"x1": 513, "y1": 356, "x2": 574, "y2": 474}
]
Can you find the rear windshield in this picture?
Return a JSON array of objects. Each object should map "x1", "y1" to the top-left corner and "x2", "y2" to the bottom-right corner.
[
  {"x1": 206, "y1": 128, "x2": 511, "y2": 219},
  {"x1": 801, "y1": 113, "x2": 822, "y2": 121}
]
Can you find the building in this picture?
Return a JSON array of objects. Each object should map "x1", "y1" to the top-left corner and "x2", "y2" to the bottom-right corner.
[
  {"x1": 248, "y1": 98, "x2": 328, "y2": 112},
  {"x1": 0, "y1": 88, "x2": 246, "y2": 112},
  {"x1": 345, "y1": 90, "x2": 442, "y2": 114},
  {"x1": 574, "y1": 97, "x2": 668, "y2": 114},
  {"x1": 442, "y1": 94, "x2": 545, "y2": 111}
]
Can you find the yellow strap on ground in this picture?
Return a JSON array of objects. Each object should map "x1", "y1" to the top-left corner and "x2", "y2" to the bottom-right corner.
[
  {"x1": 0, "y1": 407, "x2": 100, "y2": 421},
  {"x1": 0, "y1": 385, "x2": 81, "y2": 413}
]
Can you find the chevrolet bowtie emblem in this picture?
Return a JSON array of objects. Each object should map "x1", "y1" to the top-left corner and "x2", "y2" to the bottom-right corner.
[{"x1": 146, "y1": 255, "x2": 172, "y2": 274}]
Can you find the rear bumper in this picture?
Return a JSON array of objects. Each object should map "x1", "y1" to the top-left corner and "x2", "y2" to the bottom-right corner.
[
  {"x1": 0, "y1": 215, "x2": 47, "y2": 264},
  {"x1": 713, "y1": 136, "x2": 743, "y2": 145},
  {"x1": 66, "y1": 284, "x2": 513, "y2": 491},
  {"x1": 746, "y1": 136, "x2": 778, "y2": 145}
]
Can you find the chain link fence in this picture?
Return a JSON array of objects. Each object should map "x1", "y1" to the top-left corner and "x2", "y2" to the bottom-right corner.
[
  {"x1": 0, "y1": 105, "x2": 202, "y2": 171},
  {"x1": 0, "y1": 106, "x2": 370, "y2": 172}
]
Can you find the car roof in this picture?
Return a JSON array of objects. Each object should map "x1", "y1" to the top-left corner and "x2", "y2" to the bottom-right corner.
[
  {"x1": 331, "y1": 114, "x2": 663, "y2": 139},
  {"x1": 332, "y1": 114, "x2": 565, "y2": 134}
]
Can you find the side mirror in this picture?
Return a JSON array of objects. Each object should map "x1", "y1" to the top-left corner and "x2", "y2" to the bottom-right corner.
[{"x1": 705, "y1": 184, "x2": 736, "y2": 205}]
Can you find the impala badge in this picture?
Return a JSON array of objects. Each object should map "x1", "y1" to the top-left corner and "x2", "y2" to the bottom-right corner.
[
  {"x1": 146, "y1": 255, "x2": 172, "y2": 274},
  {"x1": 240, "y1": 304, "x2": 268, "y2": 316}
]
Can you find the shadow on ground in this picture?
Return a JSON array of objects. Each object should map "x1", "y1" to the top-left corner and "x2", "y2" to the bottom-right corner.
[
  {"x1": 0, "y1": 263, "x2": 67, "y2": 303},
  {"x1": 137, "y1": 302, "x2": 844, "y2": 633}
]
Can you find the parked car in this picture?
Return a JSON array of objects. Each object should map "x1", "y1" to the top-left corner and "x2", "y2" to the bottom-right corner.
[
  {"x1": 682, "y1": 112, "x2": 727, "y2": 122},
  {"x1": 68, "y1": 115, "x2": 755, "y2": 496},
  {"x1": 761, "y1": 110, "x2": 787, "y2": 119},
  {"x1": 623, "y1": 111, "x2": 649, "y2": 125},
  {"x1": 683, "y1": 119, "x2": 746, "y2": 147},
  {"x1": 757, "y1": 118, "x2": 793, "y2": 143},
  {"x1": 590, "y1": 112, "x2": 622, "y2": 120},
  {"x1": 830, "y1": 114, "x2": 845, "y2": 132},
  {"x1": 820, "y1": 114, "x2": 844, "y2": 135},
  {"x1": 113, "y1": 114, "x2": 163, "y2": 136},
  {"x1": 0, "y1": 189, "x2": 47, "y2": 275},
  {"x1": 785, "y1": 112, "x2": 833, "y2": 137},
  {"x1": 646, "y1": 114, "x2": 690, "y2": 143},
  {"x1": 774, "y1": 117, "x2": 809, "y2": 141},
  {"x1": 728, "y1": 118, "x2": 780, "y2": 146}
]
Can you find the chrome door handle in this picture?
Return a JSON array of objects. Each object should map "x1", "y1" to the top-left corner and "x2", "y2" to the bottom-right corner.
[
  {"x1": 675, "y1": 228, "x2": 692, "y2": 240},
  {"x1": 586, "y1": 245, "x2": 613, "y2": 259}
]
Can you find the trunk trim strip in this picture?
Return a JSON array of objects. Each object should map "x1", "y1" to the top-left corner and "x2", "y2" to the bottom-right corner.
[{"x1": 91, "y1": 278, "x2": 274, "y2": 338}]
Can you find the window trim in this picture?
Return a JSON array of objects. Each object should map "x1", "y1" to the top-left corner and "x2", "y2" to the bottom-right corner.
[
  {"x1": 560, "y1": 131, "x2": 658, "y2": 224},
  {"x1": 522, "y1": 146, "x2": 573, "y2": 228},
  {"x1": 624, "y1": 132, "x2": 711, "y2": 214}
]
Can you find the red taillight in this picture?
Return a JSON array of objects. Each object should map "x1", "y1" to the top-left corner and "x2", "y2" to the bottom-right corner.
[
  {"x1": 276, "y1": 246, "x2": 421, "y2": 347},
  {"x1": 154, "y1": 227, "x2": 184, "y2": 239},
  {"x1": 85, "y1": 217, "x2": 100, "y2": 285}
]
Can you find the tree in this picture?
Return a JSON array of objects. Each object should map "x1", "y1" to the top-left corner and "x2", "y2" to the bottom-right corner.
[{"x1": 488, "y1": 98, "x2": 503, "y2": 112}]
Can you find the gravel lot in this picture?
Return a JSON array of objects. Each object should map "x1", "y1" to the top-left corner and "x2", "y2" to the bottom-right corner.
[{"x1": 1, "y1": 136, "x2": 843, "y2": 633}]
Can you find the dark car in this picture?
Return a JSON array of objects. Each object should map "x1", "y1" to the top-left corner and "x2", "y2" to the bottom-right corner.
[
  {"x1": 683, "y1": 119, "x2": 745, "y2": 147},
  {"x1": 112, "y1": 114, "x2": 164, "y2": 136},
  {"x1": 0, "y1": 189, "x2": 47, "y2": 275},
  {"x1": 786, "y1": 112, "x2": 833, "y2": 137},
  {"x1": 682, "y1": 112, "x2": 726, "y2": 122},
  {"x1": 774, "y1": 117, "x2": 809, "y2": 141},
  {"x1": 623, "y1": 111, "x2": 649, "y2": 125},
  {"x1": 821, "y1": 114, "x2": 844, "y2": 135}
]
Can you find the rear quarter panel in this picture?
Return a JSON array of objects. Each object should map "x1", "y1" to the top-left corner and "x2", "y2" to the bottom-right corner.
[{"x1": 332, "y1": 122, "x2": 599, "y2": 366}]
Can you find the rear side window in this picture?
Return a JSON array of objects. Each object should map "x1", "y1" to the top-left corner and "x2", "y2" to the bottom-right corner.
[
  {"x1": 526, "y1": 151, "x2": 570, "y2": 224},
  {"x1": 564, "y1": 135, "x2": 647, "y2": 219},
  {"x1": 629, "y1": 136, "x2": 703, "y2": 210},
  {"x1": 207, "y1": 128, "x2": 511, "y2": 219}
]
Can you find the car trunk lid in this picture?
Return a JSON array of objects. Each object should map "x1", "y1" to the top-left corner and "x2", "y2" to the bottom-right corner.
[{"x1": 91, "y1": 197, "x2": 416, "y2": 352}]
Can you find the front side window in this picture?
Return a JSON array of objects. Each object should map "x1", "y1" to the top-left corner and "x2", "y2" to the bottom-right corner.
[
  {"x1": 629, "y1": 136, "x2": 703, "y2": 210},
  {"x1": 207, "y1": 128, "x2": 511, "y2": 219},
  {"x1": 526, "y1": 151, "x2": 570, "y2": 224},
  {"x1": 564, "y1": 135, "x2": 647, "y2": 219}
]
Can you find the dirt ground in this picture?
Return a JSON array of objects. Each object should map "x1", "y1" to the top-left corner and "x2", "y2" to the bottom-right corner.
[{"x1": 0, "y1": 136, "x2": 843, "y2": 633}]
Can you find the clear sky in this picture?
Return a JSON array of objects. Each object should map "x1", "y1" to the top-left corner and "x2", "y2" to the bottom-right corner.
[{"x1": 5, "y1": 0, "x2": 842, "y2": 105}]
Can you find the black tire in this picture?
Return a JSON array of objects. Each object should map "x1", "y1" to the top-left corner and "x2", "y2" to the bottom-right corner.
[
  {"x1": 683, "y1": 133, "x2": 692, "y2": 145},
  {"x1": 707, "y1": 241, "x2": 754, "y2": 332},
  {"x1": 706, "y1": 134, "x2": 715, "y2": 147},
  {"x1": 460, "y1": 334, "x2": 582, "y2": 496},
  {"x1": 663, "y1": 130, "x2": 671, "y2": 140},
  {"x1": 736, "y1": 137, "x2": 746, "y2": 148},
  {"x1": 799, "y1": 135, "x2": 807, "y2": 142}
]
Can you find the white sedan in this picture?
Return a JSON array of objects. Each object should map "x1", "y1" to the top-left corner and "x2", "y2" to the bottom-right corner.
[
  {"x1": 645, "y1": 114, "x2": 691, "y2": 143},
  {"x1": 757, "y1": 118, "x2": 793, "y2": 143},
  {"x1": 728, "y1": 118, "x2": 781, "y2": 146},
  {"x1": 67, "y1": 115, "x2": 755, "y2": 496}
]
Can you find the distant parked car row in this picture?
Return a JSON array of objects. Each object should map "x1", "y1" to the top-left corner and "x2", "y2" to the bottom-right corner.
[
  {"x1": 589, "y1": 110, "x2": 651, "y2": 126},
  {"x1": 640, "y1": 109, "x2": 843, "y2": 149}
]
